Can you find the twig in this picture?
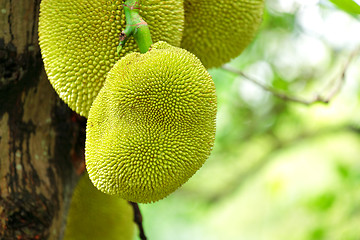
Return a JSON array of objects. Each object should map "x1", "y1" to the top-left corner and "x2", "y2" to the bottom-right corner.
[
  {"x1": 117, "y1": 0, "x2": 152, "y2": 54},
  {"x1": 128, "y1": 201, "x2": 147, "y2": 240},
  {"x1": 323, "y1": 48, "x2": 359, "y2": 101},
  {"x1": 222, "y1": 47, "x2": 359, "y2": 105}
]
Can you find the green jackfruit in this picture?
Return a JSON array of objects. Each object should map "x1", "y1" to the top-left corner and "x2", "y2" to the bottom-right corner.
[
  {"x1": 39, "y1": 0, "x2": 184, "y2": 117},
  {"x1": 64, "y1": 172, "x2": 134, "y2": 240},
  {"x1": 181, "y1": 0, "x2": 264, "y2": 68},
  {"x1": 85, "y1": 41, "x2": 217, "y2": 203}
]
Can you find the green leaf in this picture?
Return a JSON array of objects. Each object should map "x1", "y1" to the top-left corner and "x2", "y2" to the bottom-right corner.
[
  {"x1": 307, "y1": 192, "x2": 336, "y2": 212},
  {"x1": 330, "y1": 0, "x2": 360, "y2": 14}
]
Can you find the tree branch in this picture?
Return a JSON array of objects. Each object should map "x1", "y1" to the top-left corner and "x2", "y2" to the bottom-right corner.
[
  {"x1": 222, "y1": 47, "x2": 359, "y2": 105},
  {"x1": 128, "y1": 202, "x2": 147, "y2": 240}
]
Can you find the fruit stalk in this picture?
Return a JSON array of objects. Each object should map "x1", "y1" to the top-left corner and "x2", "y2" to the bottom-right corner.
[{"x1": 117, "y1": 0, "x2": 153, "y2": 54}]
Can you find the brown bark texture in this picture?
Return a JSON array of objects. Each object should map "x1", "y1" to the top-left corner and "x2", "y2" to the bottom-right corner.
[{"x1": 0, "y1": 0, "x2": 86, "y2": 239}]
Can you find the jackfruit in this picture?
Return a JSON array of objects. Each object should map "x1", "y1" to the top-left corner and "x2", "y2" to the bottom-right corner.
[
  {"x1": 64, "y1": 172, "x2": 134, "y2": 240},
  {"x1": 85, "y1": 41, "x2": 217, "y2": 203},
  {"x1": 181, "y1": 0, "x2": 264, "y2": 68},
  {"x1": 39, "y1": 0, "x2": 184, "y2": 117}
]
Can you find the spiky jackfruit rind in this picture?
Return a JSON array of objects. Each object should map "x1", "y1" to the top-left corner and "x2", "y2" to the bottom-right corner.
[
  {"x1": 63, "y1": 172, "x2": 134, "y2": 240},
  {"x1": 85, "y1": 41, "x2": 217, "y2": 203},
  {"x1": 181, "y1": 0, "x2": 264, "y2": 69},
  {"x1": 39, "y1": 0, "x2": 184, "y2": 117}
]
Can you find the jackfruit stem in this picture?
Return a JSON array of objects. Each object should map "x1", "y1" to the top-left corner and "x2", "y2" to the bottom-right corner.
[{"x1": 117, "y1": 0, "x2": 153, "y2": 55}]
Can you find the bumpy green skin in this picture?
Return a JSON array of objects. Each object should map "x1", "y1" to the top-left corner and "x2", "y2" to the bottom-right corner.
[
  {"x1": 64, "y1": 172, "x2": 134, "y2": 240},
  {"x1": 39, "y1": 0, "x2": 184, "y2": 117},
  {"x1": 86, "y1": 41, "x2": 217, "y2": 203},
  {"x1": 181, "y1": 0, "x2": 264, "y2": 69}
]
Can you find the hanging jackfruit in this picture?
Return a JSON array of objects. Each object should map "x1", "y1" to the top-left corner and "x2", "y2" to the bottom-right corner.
[
  {"x1": 39, "y1": 0, "x2": 184, "y2": 117},
  {"x1": 85, "y1": 41, "x2": 217, "y2": 203},
  {"x1": 64, "y1": 172, "x2": 134, "y2": 240},
  {"x1": 181, "y1": 0, "x2": 264, "y2": 69}
]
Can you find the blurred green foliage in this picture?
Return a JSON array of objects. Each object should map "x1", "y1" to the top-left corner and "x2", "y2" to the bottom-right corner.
[
  {"x1": 330, "y1": 0, "x2": 360, "y2": 14},
  {"x1": 139, "y1": 1, "x2": 360, "y2": 239}
]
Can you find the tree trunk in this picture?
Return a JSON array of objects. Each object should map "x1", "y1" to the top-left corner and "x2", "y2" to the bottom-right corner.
[{"x1": 0, "y1": 1, "x2": 86, "y2": 239}]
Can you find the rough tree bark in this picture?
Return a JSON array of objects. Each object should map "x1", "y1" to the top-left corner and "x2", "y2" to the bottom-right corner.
[{"x1": 0, "y1": 1, "x2": 86, "y2": 239}]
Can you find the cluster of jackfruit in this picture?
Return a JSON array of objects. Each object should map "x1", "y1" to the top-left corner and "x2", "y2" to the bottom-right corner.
[
  {"x1": 39, "y1": 0, "x2": 265, "y2": 236},
  {"x1": 64, "y1": 172, "x2": 134, "y2": 240},
  {"x1": 39, "y1": 0, "x2": 264, "y2": 207}
]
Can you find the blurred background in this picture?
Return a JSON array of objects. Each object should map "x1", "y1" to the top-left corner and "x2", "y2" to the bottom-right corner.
[{"x1": 141, "y1": 0, "x2": 360, "y2": 239}]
